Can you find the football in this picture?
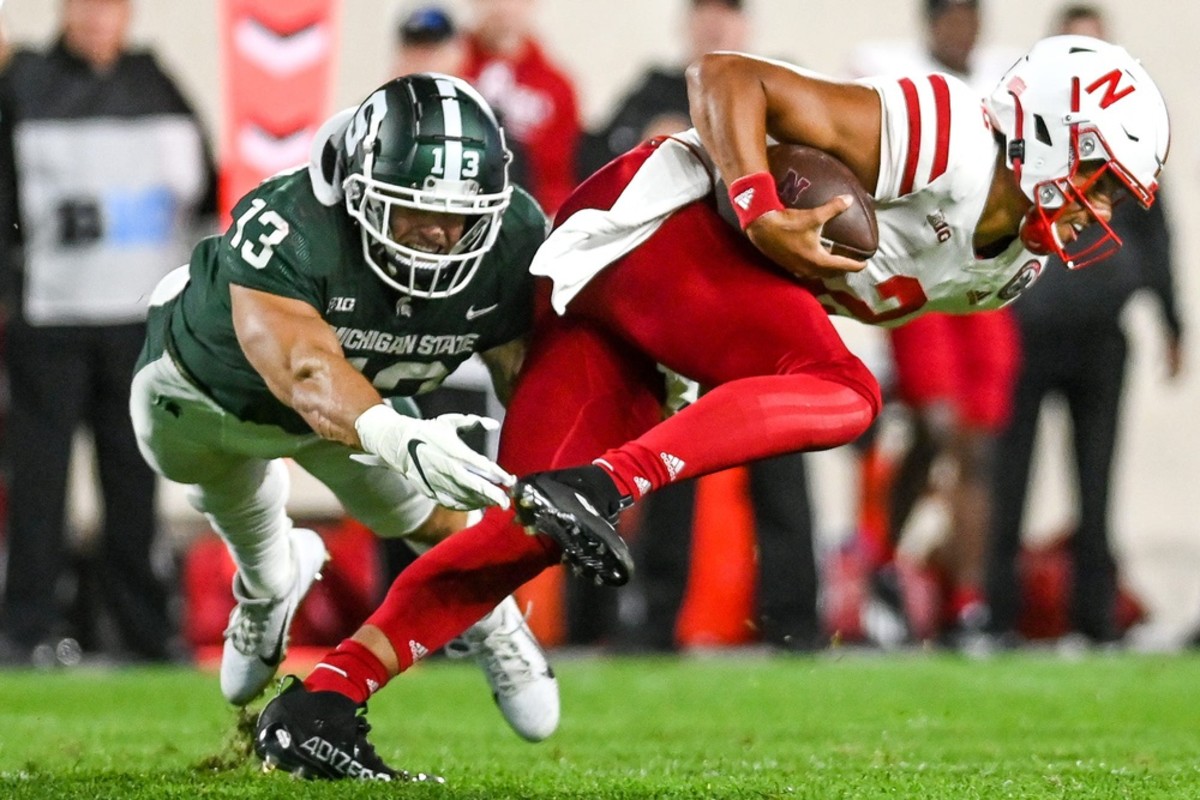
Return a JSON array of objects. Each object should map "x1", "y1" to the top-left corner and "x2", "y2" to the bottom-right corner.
[{"x1": 766, "y1": 143, "x2": 878, "y2": 261}]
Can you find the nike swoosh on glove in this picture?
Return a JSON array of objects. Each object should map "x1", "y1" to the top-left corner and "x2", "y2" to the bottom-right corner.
[{"x1": 353, "y1": 404, "x2": 515, "y2": 511}]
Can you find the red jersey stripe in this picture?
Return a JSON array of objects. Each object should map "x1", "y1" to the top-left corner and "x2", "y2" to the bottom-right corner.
[
  {"x1": 899, "y1": 78, "x2": 921, "y2": 195},
  {"x1": 929, "y1": 74, "x2": 952, "y2": 183}
]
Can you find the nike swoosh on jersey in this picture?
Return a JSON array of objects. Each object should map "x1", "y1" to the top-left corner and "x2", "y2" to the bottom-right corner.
[{"x1": 465, "y1": 303, "x2": 499, "y2": 320}]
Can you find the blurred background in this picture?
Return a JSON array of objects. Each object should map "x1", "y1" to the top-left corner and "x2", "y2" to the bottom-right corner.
[{"x1": 0, "y1": 0, "x2": 1196, "y2": 663}]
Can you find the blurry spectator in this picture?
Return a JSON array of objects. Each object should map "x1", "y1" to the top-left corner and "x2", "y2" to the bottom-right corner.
[
  {"x1": 571, "y1": 0, "x2": 821, "y2": 654},
  {"x1": 617, "y1": 451, "x2": 821, "y2": 653},
  {"x1": 985, "y1": 4, "x2": 1184, "y2": 648},
  {"x1": 577, "y1": 0, "x2": 748, "y2": 179},
  {"x1": 461, "y1": 0, "x2": 581, "y2": 215},
  {"x1": 390, "y1": 5, "x2": 530, "y2": 196},
  {"x1": 378, "y1": 4, "x2": 527, "y2": 589},
  {"x1": 845, "y1": 0, "x2": 1024, "y2": 647},
  {"x1": 0, "y1": 12, "x2": 11, "y2": 549},
  {"x1": 846, "y1": 0, "x2": 1018, "y2": 95},
  {"x1": 1054, "y1": 3, "x2": 1109, "y2": 38},
  {"x1": 0, "y1": 0, "x2": 216, "y2": 665},
  {"x1": 390, "y1": 5, "x2": 465, "y2": 77}
]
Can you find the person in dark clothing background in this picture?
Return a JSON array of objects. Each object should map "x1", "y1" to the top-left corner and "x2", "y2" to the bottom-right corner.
[
  {"x1": 572, "y1": 0, "x2": 822, "y2": 653},
  {"x1": 378, "y1": 4, "x2": 532, "y2": 588},
  {"x1": 622, "y1": 448, "x2": 821, "y2": 652},
  {"x1": 984, "y1": 3, "x2": 1184, "y2": 649},
  {"x1": 460, "y1": 0, "x2": 581, "y2": 217},
  {"x1": 0, "y1": 21, "x2": 13, "y2": 547},
  {"x1": 0, "y1": 0, "x2": 217, "y2": 665},
  {"x1": 576, "y1": 0, "x2": 748, "y2": 180}
]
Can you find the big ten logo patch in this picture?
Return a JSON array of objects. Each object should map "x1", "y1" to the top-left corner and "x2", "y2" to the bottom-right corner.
[{"x1": 926, "y1": 210, "x2": 952, "y2": 243}]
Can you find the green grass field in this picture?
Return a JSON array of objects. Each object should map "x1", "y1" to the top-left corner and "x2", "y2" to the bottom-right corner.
[{"x1": 1, "y1": 651, "x2": 1198, "y2": 799}]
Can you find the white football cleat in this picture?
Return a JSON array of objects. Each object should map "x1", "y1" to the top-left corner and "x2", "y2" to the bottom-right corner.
[
  {"x1": 446, "y1": 595, "x2": 560, "y2": 742},
  {"x1": 220, "y1": 527, "x2": 329, "y2": 705}
]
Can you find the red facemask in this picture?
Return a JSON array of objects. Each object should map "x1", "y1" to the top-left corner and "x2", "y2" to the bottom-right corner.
[
  {"x1": 1013, "y1": 87, "x2": 1155, "y2": 269},
  {"x1": 1018, "y1": 157, "x2": 1127, "y2": 269}
]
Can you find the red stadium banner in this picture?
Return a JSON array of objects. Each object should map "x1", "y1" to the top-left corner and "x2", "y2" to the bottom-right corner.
[{"x1": 218, "y1": 0, "x2": 341, "y2": 221}]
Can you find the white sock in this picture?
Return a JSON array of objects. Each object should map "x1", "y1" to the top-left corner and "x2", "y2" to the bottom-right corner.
[{"x1": 189, "y1": 460, "x2": 296, "y2": 598}]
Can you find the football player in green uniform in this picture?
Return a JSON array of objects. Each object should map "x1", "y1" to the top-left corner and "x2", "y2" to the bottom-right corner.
[{"x1": 129, "y1": 74, "x2": 557, "y2": 744}]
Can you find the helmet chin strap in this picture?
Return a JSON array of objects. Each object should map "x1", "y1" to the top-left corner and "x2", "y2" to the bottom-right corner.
[
  {"x1": 1010, "y1": 81, "x2": 1071, "y2": 267},
  {"x1": 1018, "y1": 208, "x2": 1072, "y2": 267},
  {"x1": 1007, "y1": 92, "x2": 1066, "y2": 259},
  {"x1": 1007, "y1": 92, "x2": 1025, "y2": 185}
]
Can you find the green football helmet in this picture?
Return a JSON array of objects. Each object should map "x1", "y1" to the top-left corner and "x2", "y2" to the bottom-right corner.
[{"x1": 340, "y1": 73, "x2": 512, "y2": 298}]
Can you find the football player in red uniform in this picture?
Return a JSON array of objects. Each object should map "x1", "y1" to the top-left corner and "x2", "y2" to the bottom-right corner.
[{"x1": 255, "y1": 36, "x2": 1170, "y2": 779}]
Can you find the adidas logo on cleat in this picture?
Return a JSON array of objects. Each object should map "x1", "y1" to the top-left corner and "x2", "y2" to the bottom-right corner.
[{"x1": 300, "y1": 736, "x2": 392, "y2": 781}]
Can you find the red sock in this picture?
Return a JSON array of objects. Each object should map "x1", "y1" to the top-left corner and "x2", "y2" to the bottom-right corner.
[
  {"x1": 366, "y1": 507, "x2": 558, "y2": 672},
  {"x1": 595, "y1": 373, "x2": 877, "y2": 498},
  {"x1": 304, "y1": 639, "x2": 390, "y2": 704},
  {"x1": 949, "y1": 585, "x2": 985, "y2": 620}
]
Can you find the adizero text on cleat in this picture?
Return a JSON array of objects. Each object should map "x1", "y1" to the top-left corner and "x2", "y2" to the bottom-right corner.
[
  {"x1": 512, "y1": 466, "x2": 634, "y2": 586},
  {"x1": 254, "y1": 677, "x2": 441, "y2": 782}
]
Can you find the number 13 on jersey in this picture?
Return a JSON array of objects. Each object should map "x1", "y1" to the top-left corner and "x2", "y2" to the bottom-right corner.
[{"x1": 230, "y1": 198, "x2": 291, "y2": 269}]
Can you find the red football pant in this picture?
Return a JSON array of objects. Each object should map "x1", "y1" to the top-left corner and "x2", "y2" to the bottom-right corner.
[
  {"x1": 365, "y1": 141, "x2": 881, "y2": 671},
  {"x1": 889, "y1": 309, "x2": 1020, "y2": 432}
]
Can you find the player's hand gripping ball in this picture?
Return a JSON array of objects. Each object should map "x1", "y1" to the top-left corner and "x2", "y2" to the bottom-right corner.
[{"x1": 766, "y1": 143, "x2": 878, "y2": 260}]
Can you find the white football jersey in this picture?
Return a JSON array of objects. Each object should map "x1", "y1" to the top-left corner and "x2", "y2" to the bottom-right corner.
[
  {"x1": 807, "y1": 73, "x2": 1047, "y2": 327},
  {"x1": 531, "y1": 64, "x2": 1047, "y2": 326}
]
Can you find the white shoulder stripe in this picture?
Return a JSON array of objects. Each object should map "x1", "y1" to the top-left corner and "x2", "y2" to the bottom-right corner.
[{"x1": 435, "y1": 77, "x2": 464, "y2": 181}]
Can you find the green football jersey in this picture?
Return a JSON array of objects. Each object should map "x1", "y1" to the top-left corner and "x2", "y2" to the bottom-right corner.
[{"x1": 148, "y1": 167, "x2": 545, "y2": 433}]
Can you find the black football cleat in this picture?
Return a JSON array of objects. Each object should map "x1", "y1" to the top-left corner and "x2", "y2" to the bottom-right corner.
[
  {"x1": 254, "y1": 677, "x2": 442, "y2": 783},
  {"x1": 513, "y1": 465, "x2": 635, "y2": 587}
]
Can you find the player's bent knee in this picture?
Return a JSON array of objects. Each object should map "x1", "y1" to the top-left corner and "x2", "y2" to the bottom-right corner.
[
  {"x1": 824, "y1": 355, "x2": 884, "y2": 425},
  {"x1": 844, "y1": 389, "x2": 881, "y2": 443}
]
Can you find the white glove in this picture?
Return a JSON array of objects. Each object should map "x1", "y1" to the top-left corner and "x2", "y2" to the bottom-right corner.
[{"x1": 353, "y1": 404, "x2": 515, "y2": 511}]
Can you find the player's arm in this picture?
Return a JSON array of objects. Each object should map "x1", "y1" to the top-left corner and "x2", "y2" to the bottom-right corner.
[
  {"x1": 686, "y1": 52, "x2": 882, "y2": 278},
  {"x1": 231, "y1": 284, "x2": 513, "y2": 509},
  {"x1": 480, "y1": 335, "x2": 528, "y2": 407},
  {"x1": 230, "y1": 284, "x2": 380, "y2": 446}
]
